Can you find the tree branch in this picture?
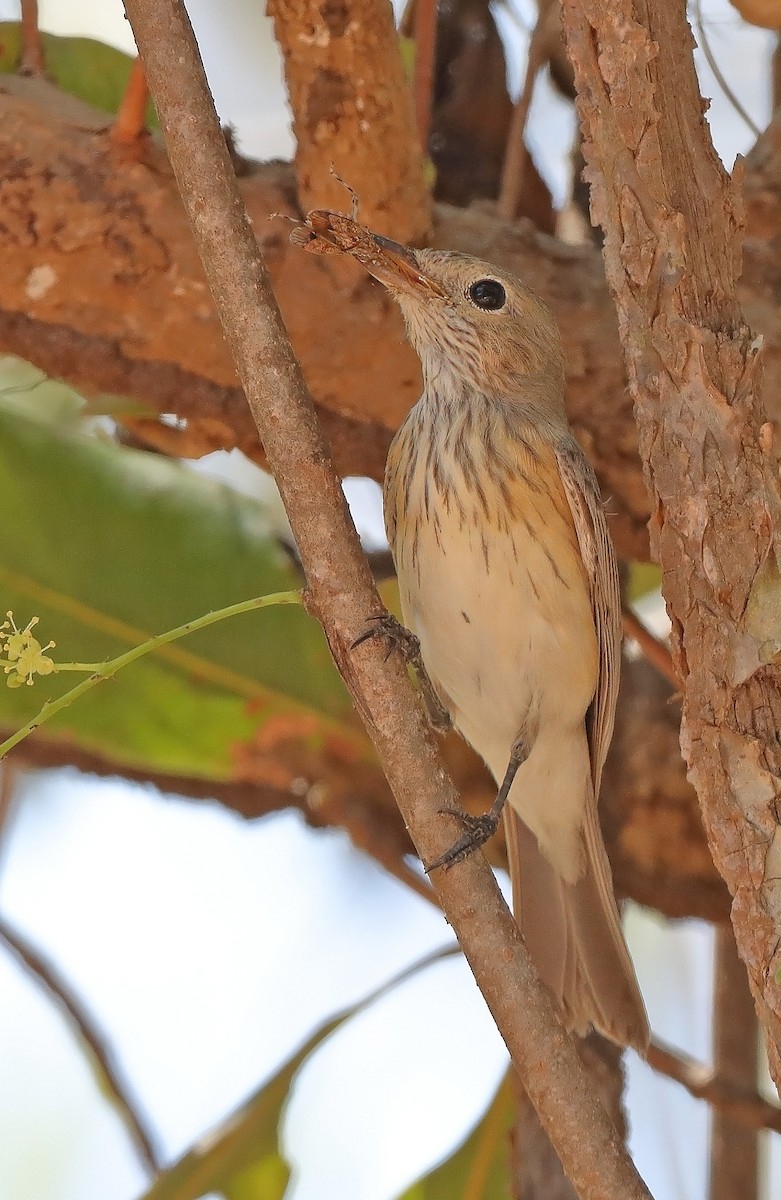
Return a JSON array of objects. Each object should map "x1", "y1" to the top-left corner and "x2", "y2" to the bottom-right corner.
[
  {"x1": 266, "y1": 0, "x2": 430, "y2": 244},
  {"x1": 0, "y1": 914, "x2": 162, "y2": 1175},
  {"x1": 708, "y1": 927, "x2": 760, "y2": 1198},
  {"x1": 622, "y1": 607, "x2": 678, "y2": 689},
  {"x1": 109, "y1": 57, "x2": 149, "y2": 148},
  {"x1": 120, "y1": 1, "x2": 652, "y2": 1194},
  {"x1": 3, "y1": 80, "x2": 781, "y2": 561},
  {"x1": 647, "y1": 1036, "x2": 779, "y2": 1136},
  {"x1": 562, "y1": 0, "x2": 781, "y2": 1087}
]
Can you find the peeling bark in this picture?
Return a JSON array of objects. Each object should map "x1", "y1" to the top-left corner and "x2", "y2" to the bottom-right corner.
[{"x1": 562, "y1": 0, "x2": 781, "y2": 1086}]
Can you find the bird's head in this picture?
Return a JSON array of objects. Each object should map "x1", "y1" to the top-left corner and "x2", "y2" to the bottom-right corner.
[
  {"x1": 362, "y1": 237, "x2": 566, "y2": 409},
  {"x1": 290, "y1": 211, "x2": 565, "y2": 412}
]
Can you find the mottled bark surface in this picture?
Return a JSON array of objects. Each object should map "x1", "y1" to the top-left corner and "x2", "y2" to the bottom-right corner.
[
  {"x1": 563, "y1": 0, "x2": 781, "y2": 1086},
  {"x1": 266, "y1": 0, "x2": 430, "y2": 242},
  {"x1": 512, "y1": 1036, "x2": 626, "y2": 1200},
  {"x1": 2, "y1": 77, "x2": 781, "y2": 561}
]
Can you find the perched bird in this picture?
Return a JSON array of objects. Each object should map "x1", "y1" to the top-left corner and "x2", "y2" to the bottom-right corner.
[{"x1": 292, "y1": 213, "x2": 650, "y2": 1051}]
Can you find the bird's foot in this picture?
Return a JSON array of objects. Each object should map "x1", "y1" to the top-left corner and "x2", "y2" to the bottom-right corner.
[
  {"x1": 352, "y1": 614, "x2": 452, "y2": 731},
  {"x1": 426, "y1": 807, "x2": 501, "y2": 872}
]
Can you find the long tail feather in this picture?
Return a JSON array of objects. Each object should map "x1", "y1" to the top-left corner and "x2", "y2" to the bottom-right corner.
[{"x1": 504, "y1": 806, "x2": 649, "y2": 1053}]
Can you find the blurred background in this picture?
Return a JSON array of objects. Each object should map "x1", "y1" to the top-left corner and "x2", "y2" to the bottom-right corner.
[{"x1": 0, "y1": 1, "x2": 779, "y2": 1198}]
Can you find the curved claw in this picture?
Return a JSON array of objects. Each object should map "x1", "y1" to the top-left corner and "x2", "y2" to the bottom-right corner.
[
  {"x1": 351, "y1": 614, "x2": 451, "y2": 731},
  {"x1": 426, "y1": 808, "x2": 501, "y2": 873}
]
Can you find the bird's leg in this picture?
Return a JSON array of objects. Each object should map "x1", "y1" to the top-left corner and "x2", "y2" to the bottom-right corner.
[
  {"x1": 427, "y1": 735, "x2": 530, "y2": 872},
  {"x1": 352, "y1": 614, "x2": 452, "y2": 731}
]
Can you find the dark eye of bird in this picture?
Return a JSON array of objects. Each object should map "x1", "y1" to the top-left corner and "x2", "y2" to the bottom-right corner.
[{"x1": 467, "y1": 278, "x2": 507, "y2": 311}]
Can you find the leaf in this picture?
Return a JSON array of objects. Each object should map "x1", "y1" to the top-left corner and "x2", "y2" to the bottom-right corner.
[
  {"x1": 627, "y1": 562, "x2": 662, "y2": 602},
  {"x1": 0, "y1": 380, "x2": 374, "y2": 786},
  {"x1": 397, "y1": 1074, "x2": 514, "y2": 1200},
  {"x1": 137, "y1": 947, "x2": 463, "y2": 1200},
  {"x1": 136, "y1": 1019, "x2": 341, "y2": 1200},
  {"x1": 0, "y1": 23, "x2": 159, "y2": 124}
]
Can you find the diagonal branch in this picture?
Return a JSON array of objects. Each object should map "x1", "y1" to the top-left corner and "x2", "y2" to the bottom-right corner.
[
  {"x1": 0, "y1": 914, "x2": 162, "y2": 1175},
  {"x1": 647, "y1": 1036, "x2": 778, "y2": 1136},
  {"x1": 562, "y1": 0, "x2": 781, "y2": 1088},
  {"x1": 120, "y1": 1, "x2": 652, "y2": 1194}
]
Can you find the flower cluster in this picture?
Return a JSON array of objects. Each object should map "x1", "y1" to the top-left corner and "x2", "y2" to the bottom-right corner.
[{"x1": 0, "y1": 612, "x2": 56, "y2": 688}]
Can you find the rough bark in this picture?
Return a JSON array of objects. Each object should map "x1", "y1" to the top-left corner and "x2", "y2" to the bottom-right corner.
[
  {"x1": 2, "y1": 77, "x2": 781, "y2": 561},
  {"x1": 562, "y1": 0, "x2": 781, "y2": 1087},
  {"x1": 266, "y1": 0, "x2": 430, "y2": 243},
  {"x1": 121, "y1": 0, "x2": 653, "y2": 1193}
]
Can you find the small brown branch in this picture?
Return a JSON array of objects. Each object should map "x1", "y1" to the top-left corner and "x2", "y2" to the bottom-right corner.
[
  {"x1": 709, "y1": 927, "x2": 760, "y2": 1199},
  {"x1": 110, "y1": 58, "x2": 150, "y2": 147},
  {"x1": 692, "y1": 0, "x2": 760, "y2": 139},
  {"x1": 19, "y1": 0, "x2": 45, "y2": 77},
  {"x1": 122, "y1": 1, "x2": 652, "y2": 1194},
  {"x1": 647, "y1": 1035, "x2": 779, "y2": 1135},
  {"x1": 0, "y1": 914, "x2": 162, "y2": 1174},
  {"x1": 497, "y1": 13, "x2": 546, "y2": 221},
  {"x1": 413, "y1": 0, "x2": 438, "y2": 151},
  {"x1": 621, "y1": 607, "x2": 678, "y2": 689}
]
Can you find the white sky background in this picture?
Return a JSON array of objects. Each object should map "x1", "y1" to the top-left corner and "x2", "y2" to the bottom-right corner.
[{"x1": 0, "y1": 2, "x2": 779, "y2": 1199}]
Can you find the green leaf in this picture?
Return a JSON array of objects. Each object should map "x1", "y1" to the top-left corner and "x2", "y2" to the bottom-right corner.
[
  {"x1": 137, "y1": 947, "x2": 462, "y2": 1200},
  {"x1": 136, "y1": 1021, "x2": 336, "y2": 1200},
  {"x1": 397, "y1": 1074, "x2": 514, "y2": 1200},
  {"x1": 627, "y1": 562, "x2": 662, "y2": 602},
  {"x1": 0, "y1": 375, "x2": 371, "y2": 784},
  {"x1": 0, "y1": 23, "x2": 158, "y2": 124}
]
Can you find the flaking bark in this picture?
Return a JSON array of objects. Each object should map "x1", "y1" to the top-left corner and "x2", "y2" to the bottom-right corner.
[{"x1": 562, "y1": 0, "x2": 781, "y2": 1086}]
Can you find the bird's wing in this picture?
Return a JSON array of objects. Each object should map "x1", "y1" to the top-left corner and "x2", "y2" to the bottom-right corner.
[{"x1": 554, "y1": 437, "x2": 622, "y2": 798}]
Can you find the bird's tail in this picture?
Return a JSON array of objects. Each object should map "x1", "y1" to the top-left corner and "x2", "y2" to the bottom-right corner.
[{"x1": 504, "y1": 805, "x2": 650, "y2": 1053}]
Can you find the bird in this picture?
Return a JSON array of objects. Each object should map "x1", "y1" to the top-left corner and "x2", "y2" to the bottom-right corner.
[{"x1": 292, "y1": 213, "x2": 650, "y2": 1051}]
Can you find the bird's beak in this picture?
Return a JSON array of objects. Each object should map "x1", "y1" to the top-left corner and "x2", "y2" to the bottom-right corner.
[
  {"x1": 290, "y1": 210, "x2": 448, "y2": 300},
  {"x1": 365, "y1": 236, "x2": 448, "y2": 300}
]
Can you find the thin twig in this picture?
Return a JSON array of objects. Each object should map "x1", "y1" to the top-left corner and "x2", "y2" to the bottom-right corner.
[
  {"x1": 111, "y1": 58, "x2": 151, "y2": 147},
  {"x1": 497, "y1": 11, "x2": 546, "y2": 221},
  {"x1": 414, "y1": 0, "x2": 438, "y2": 152},
  {"x1": 647, "y1": 1035, "x2": 779, "y2": 1135},
  {"x1": 121, "y1": 2, "x2": 653, "y2": 1195},
  {"x1": 693, "y1": 0, "x2": 760, "y2": 140},
  {"x1": 708, "y1": 928, "x2": 759, "y2": 1198},
  {"x1": 19, "y1": 0, "x2": 45, "y2": 77},
  {"x1": 0, "y1": 914, "x2": 162, "y2": 1174},
  {"x1": 0, "y1": 589, "x2": 302, "y2": 760},
  {"x1": 622, "y1": 606, "x2": 678, "y2": 690}
]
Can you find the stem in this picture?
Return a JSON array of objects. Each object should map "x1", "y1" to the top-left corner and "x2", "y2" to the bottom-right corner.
[
  {"x1": 621, "y1": 607, "x2": 678, "y2": 690},
  {"x1": 708, "y1": 929, "x2": 760, "y2": 1197},
  {"x1": 19, "y1": 0, "x2": 45, "y2": 77},
  {"x1": 110, "y1": 57, "x2": 151, "y2": 146},
  {"x1": 497, "y1": 15, "x2": 545, "y2": 222},
  {"x1": 0, "y1": 915, "x2": 162, "y2": 1175},
  {"x1": 413, "y1": 0, "x2": 437, "y2": 152},
  {"x1": 0, "y1": 590, "x2": 302, "y2": 759},
  {"x1": 120, "y1": 2, "x2": 653, "y2": 1195}
]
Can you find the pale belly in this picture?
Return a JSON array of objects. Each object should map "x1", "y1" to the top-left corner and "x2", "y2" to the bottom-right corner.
[{"x1": 395, "y1": 500, "x2": 600, "y2": 874}]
